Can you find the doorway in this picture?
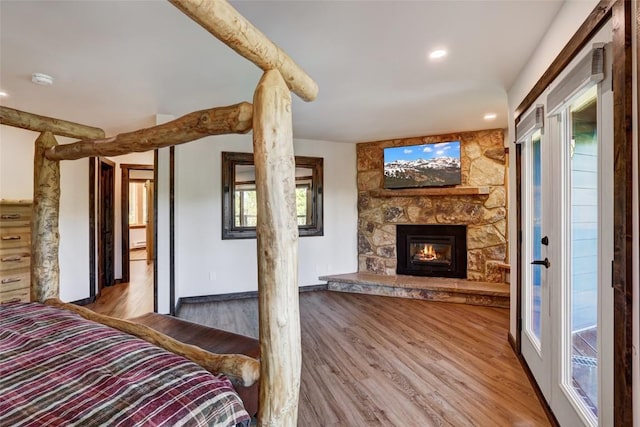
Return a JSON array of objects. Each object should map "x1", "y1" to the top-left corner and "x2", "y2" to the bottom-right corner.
[
  {"x1": 120, "y1": 163, "x2": 154, "y2": 283},
  {"x1": 97, "y1": 158, "x2": 115, "y2": 295},
  {"x1": 517, "y1": 39, "x2": 614, "y2": 426}
]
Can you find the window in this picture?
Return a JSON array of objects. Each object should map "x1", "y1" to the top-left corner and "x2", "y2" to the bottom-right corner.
[
  {"x1": 222, "y1": 152, "x2": 323, "y2": 239},
  {"x1": 129, "y1": 180, "x2": 148, "y2": 227}
]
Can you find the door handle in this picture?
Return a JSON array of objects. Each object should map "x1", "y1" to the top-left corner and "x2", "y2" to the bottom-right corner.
[{"x1": 531, "y1": 258, "x2": 550, "y2": 269}]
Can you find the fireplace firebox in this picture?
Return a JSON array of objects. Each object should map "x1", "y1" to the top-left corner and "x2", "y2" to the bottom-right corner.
[{"x1": 396, "y1": 224, "x2": 467, "y2": 278}]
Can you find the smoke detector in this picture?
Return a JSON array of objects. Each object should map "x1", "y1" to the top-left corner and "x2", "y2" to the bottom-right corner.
[{"x1": 31, "y1": 73, "x2": 54, "y2": 86}]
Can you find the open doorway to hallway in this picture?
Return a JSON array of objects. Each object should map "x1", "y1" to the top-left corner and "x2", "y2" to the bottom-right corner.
[{"x1": 89, "y1": 154, "x2": 156, "y2": 319}]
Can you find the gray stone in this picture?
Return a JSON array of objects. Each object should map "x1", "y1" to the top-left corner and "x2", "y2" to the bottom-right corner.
[
  {"x1": 377, "y1": 245, "x2": 396, "y2": 258},
  {"x1": 358, "y1": 233, "x2": 373, "y2": 254},
  {"x1": 384, "y1": 206, "x2": 405, "y2": 222},
  {"x1": 358, "y1": 192, "x2": 370, "y2": 210},
  {"x1": 371, "y1": 228, "x2": 395, "y2": 247},
  {"x1": 365, "y1": 257, "x2": 386, "y2": 274}
]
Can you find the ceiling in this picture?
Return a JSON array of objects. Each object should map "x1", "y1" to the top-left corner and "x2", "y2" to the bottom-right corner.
[{"x1": 0, "y1": 0, "x2": 564, "y2": 143}]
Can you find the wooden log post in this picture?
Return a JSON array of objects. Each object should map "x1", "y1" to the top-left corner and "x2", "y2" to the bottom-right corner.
[
  {"x1": 252, "y1": 70, "x2": 301, "y2": 426},
  {"x1": 31, "y1": 132, "x2": 61, "y2": 303},
  {"x1": 46, "y1": 102, "x2": 253, "y2": 161},
  {"x1": 0, "y1": 106, "x2": 105, "y2": 140},
  {"x1": 169, "y1": 0, "x2": 318, "y2": 102}
]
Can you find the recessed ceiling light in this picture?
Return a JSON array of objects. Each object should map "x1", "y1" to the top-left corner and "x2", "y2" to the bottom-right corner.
[
  {"x1": 484, "y1": 113, "x2": 497, "y2": 120},
  {"x1": 429, "y1": 49, "x2": 447, "y2": 60},
  {"x1": 32, "y1": 72, "x2": 54, "y2": 86},
  {"x1": 0, "y1": 91, "x2": 8, "y2": 97}
]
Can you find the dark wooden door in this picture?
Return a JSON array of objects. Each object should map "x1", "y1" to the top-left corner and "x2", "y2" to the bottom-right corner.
[{"x1": 98, "y1": 159, "x2": 115, "y2": 291}]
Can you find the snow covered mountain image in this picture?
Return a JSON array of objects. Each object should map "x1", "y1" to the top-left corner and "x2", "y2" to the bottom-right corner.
[{"x1": 383, "y1": 142, "x2": 461, "y2": 188}]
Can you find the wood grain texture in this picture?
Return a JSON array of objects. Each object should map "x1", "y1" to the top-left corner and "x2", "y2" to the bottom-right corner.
[
  {"x1": 370, "y1": 186, "x2": 491, "y2": 198},
  {"x1": 253, "y1": 69, "x2": 301, "y2": 426},
  {"x1": 86, "y1": 261, "x2": 154, "y2": 319},
  {"x1": 0, "y1": 106, "x2": 105, "y2": 140},
  {"x1": 45, "y1": 102, "x2": 253, "y2": 161},
  {"x1": 47, "y1": 297, "x2": 260, "y2": 387},
  {"x1": 179, "y1": 291, "x2": 551, "y2": 426},
  {"x1": 611, "y1": 0, "x2": 634, "y2": 425},
  {"x1": 31, "y1": 132, "x2": 60, "y2": 303},
  {"x1": 169, "y1": 0, "x2": 318, "y2": 102}
]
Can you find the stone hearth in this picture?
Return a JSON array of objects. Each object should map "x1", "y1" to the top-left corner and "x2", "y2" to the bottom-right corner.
[
  {"x1": 357, "y1": 129, "x2": 508, "y2": 282},
  {"x1": 320, "y1": 273, "x2": 509, "y2": 308}
]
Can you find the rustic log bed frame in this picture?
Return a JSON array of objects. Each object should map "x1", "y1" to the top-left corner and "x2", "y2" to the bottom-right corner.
[{"x1": 0, "y1": 0, "x2": 318, "y2": 425}]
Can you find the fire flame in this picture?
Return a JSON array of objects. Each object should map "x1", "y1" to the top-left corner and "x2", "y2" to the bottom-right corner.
[{"x1": 417, "y1": 244, "x2": 437, "y2": 261}]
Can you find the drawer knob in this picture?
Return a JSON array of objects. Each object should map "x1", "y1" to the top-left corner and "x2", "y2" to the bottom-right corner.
[
  {"x1": 3, "y1": 298, "x2": 21, "y2": 303},
  {"x1": 1, "y1": 256, "x2": 22, "y2": 262},
  {"x1": 1, "y1": 235, "x2": 21, "y2": 241},
  {"x1": 1, "y1": 277, "x2": 21, "y2": 284},
  {"x1": 1, "y1": 214, "x2": 20, "y2": 220}
]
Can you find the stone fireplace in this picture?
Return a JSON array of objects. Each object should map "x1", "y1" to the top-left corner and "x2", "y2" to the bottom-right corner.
[
  {"x1": 357, "y1": 129, "x2": 507, "y2": 282},
  {"x1": 396, "y1": 224, "x2": 467, "y2": 278}
]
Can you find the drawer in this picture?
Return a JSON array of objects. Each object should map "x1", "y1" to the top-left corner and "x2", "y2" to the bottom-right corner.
[
  {"x1": 0, "y1": 287, "x2": 30, "y2": 304},
  {"x1": 0, "y1": 203, "x2": 32, "y2": 228},
  {"x1": 0, "y1": 227, "x2": 31, "y2": 249},
  {"x1": 0, "y1": 269, "x2": 30, "y2": 293},
  {"x1": 0, "y1": 248, "x2": 31, "y2": 271}
]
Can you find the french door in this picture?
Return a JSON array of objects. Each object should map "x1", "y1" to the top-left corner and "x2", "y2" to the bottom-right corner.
[{"x1": 519, "y1": 41, "x2": 613, "y2": 426}]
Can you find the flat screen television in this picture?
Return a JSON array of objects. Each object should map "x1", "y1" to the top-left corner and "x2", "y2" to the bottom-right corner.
[{"x1": 383, "y1": 141, "x2": 461, "y2": 189}]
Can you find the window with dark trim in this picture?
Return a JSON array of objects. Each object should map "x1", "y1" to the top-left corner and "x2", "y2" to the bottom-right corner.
[{"x1": 222, "y1": 152, "x2": 323, "y2": 239}]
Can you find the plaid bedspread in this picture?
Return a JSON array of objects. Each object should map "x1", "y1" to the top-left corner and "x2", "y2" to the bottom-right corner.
[{"x1": 0, "y1": 302, "x2": 250, "y2": 427}]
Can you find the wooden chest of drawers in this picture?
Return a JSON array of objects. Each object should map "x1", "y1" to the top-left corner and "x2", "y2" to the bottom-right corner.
[{"x1": 0, "y1": 200, "x2": 32, "y2": 303}]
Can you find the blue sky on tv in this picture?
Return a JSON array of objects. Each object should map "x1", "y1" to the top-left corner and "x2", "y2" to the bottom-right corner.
[{"x1": 384, "y1": 141, "x2": 461, "y2": 163}]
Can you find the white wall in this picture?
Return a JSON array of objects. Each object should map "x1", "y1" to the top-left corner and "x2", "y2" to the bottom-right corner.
[
  {"x1": 506, "y1": 0, "x2": 599, "y2": 336},
  {"x1": 0, "y1": 125, "x2": 90, "y2": 302},
  {"x1": 174, "y1": 134, "x2": 357, "y2": 299}
]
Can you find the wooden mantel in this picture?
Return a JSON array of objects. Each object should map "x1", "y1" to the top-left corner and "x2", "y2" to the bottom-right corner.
[{"x1": 370, "y1": 186, "x2": 491, "y2": 198}]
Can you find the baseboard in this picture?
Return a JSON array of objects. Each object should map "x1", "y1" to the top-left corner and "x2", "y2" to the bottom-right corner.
[
  {"x1": 177, "y1": 284, "x2": 328, "y2": 307},
  {"x1": 507, "y1": 331, "x2": 517, "y2": 352},
  {"x1": 509, "y1": 336, "x2": 560, "y2": 427},
  {"x1": 70, "y1": 296, "x2": 96, "y2": 306}
]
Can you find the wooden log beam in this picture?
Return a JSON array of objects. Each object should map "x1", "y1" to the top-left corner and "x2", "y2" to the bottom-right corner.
[
  {"x1": 31, "y1": 132, "x2": 61, "y2": 303},
  {"x1": 44, "y1": 298, "x2": 261, "y2": 387},
  {"x1": 45, "y1": 102, "x2": 253, "y2": 161},
  {"x1": 169, "y1": 0, "x2": 318, "y2": 102},
  {"x1": 0, "y1": 106, "x2": 105, "y2": 140},
  {"x1": 253, "y1": 70, "x2": 301, "y2": 426}
]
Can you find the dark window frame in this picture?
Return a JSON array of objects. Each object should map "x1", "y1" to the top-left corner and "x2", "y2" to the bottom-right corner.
[{"x1": 222, "y1": 152, "x2": 324, "y2": 239}]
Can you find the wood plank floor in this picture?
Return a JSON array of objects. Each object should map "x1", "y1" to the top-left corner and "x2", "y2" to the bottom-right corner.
[
  {"x1": 85, "y1": 260, "x2": 153, "y2": 318},
  {"x1": 180, "y1": 291, "x2": 550, "y2": 426}
]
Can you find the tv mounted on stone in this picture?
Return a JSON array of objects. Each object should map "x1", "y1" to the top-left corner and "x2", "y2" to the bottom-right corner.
[{"x1": 383, "y1": 141, "x2": 461, "y2": 189}]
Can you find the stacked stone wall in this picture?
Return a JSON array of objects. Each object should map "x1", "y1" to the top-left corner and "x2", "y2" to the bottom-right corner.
[{"x1": 357, "y1": 129, "x2": 508, "y2": 282}]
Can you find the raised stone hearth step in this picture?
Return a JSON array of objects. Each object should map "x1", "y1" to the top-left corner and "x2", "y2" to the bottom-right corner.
[{"x1": 319, "y1": 272, "x2": 509, "y2": 308}]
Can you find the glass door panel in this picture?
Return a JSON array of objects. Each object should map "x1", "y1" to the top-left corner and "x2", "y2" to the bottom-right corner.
[
  {"x1": 562, "y1": 86, "x2": 599, "y2": 421},
  {"x1": 527, "y1": 129, "x2": 543, "y2": 347}
]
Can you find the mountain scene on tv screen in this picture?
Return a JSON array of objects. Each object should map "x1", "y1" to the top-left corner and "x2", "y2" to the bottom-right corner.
[{"x1": 383, "y1": 142, "x2": 461, "y2": 188}]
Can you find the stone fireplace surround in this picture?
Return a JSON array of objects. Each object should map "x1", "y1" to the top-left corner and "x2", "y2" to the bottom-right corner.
[{"x1": 357, "y1": 129, "x2": 508, "y2": 283}]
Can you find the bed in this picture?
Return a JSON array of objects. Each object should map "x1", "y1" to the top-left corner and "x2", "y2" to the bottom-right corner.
[
  {"x1": 0, "y1": 302, "x2": 250, "y2": 427},
  {"x1": 0, "y1": 0, "x2": 318, "y2": 425}
]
